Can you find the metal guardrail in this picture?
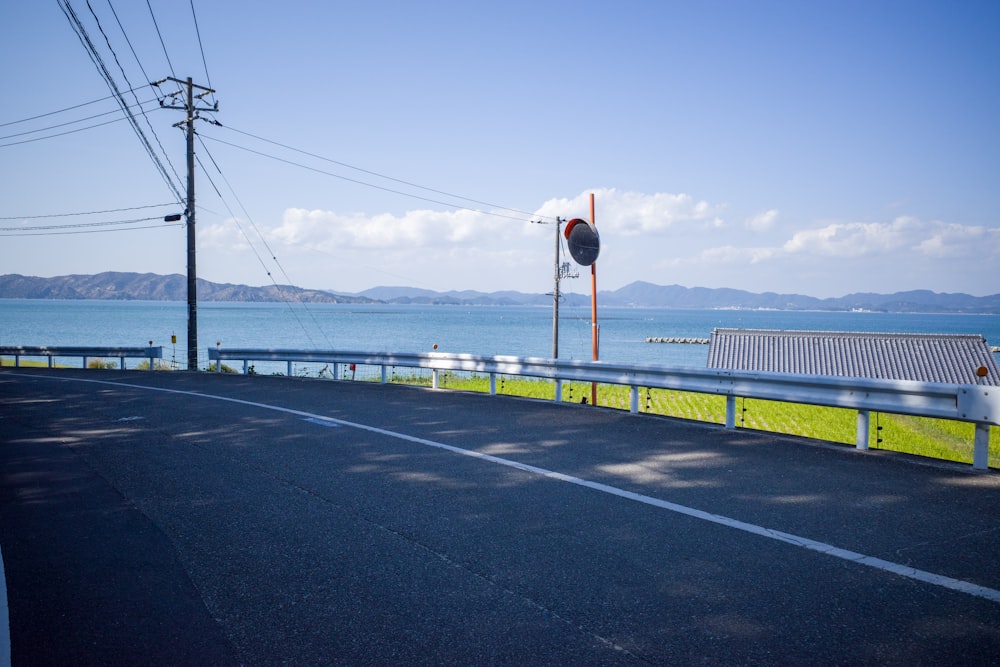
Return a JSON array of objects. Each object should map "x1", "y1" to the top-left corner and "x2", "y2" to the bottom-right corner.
[
  {"x1": 209, "y1": 347, "x2": 999, "y2": 470},
  {"x1": 0, "y1": 345, "x2": 164, "y2": 370}
]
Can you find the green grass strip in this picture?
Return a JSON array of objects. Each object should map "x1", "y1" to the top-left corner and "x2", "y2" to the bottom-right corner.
[{"x1": 425, "y1": 373, "x2": 1000, "y2": 468}]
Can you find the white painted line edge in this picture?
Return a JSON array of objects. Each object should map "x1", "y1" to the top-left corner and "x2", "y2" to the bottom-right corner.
[
  {"x1": 0, "y1": 544, "x2": 10, "y2": 667},
  {"x1": 304, "y1": 417, "x2": 341, "y2": 428}
]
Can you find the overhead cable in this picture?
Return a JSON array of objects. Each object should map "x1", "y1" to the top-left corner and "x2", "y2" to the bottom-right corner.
[
  {"x1": 0, "y1": 116, "x2": 126, "y2": 148},
  {"x1": 189, "y1": 0, "x2": 217, "y2": 106},
  {"x1": 146, "y1": 0, "x2": 175, "y2": 79},
  {"x1": 57, "y1": 0, "x2": 183, "y2": 202},
  {"x1": 0, "y1": 96, "x2": 159, "y2": 142},
  {"x1": 0, "y1": 222, "x2": 181, "y2": 237},
  {"x1": 218, "y1": 124, "x2": 555, "y2": 222},
  {"x1": 0, "y1": 215, "x2": 182, "y2": 236},
  {"x1": 195, "y1": 137, "x2": 331, "y2": 348},
  {"x1": 0, "y1": 215, "x2": 164, "y2": 231},
  {"x1": 0, "y1": 203, "x2": 177, "y2": 220},
  {"x1": 0, "y1": 92, "x2": 121, "y2": 128},
  {"x1": 106, "y1": 0, "x2": 153, "y2": 83},
  {"x1": 201, "y1": 133, "x2": 542, "y2": 224},
  {"x1": 87, "y1": 0, "x2": 185, "y2": 192}
]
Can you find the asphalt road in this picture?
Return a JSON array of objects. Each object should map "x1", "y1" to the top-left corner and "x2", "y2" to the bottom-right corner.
[{"x1": 1, "y1": 368, "x2": 999, "y2": 665}]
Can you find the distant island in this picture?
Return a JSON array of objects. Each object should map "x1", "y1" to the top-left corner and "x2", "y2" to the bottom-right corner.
[{"x1": 1, "y1": 272, "x2": 999, "y2": 314}]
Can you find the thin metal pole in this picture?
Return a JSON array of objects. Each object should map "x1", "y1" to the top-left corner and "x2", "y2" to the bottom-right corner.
[
  {"x1": 590, "y1": 193, "x2": 598, "y2": 406},
  {"x1": 552, "y1": 218, "x2": 561, "y2": 359},
  {"x1": 553, "y1": 217, "x2": 563, "y2": 401}
]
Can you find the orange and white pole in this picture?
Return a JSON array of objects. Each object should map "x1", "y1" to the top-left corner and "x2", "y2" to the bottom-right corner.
[{"x1": 590, "y1": 192, "x2": 599, "y2": 406}]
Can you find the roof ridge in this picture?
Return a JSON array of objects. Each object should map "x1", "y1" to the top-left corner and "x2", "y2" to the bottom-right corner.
[{"x1": 711, "y1": 328, "x2": 984, "y2": 340}]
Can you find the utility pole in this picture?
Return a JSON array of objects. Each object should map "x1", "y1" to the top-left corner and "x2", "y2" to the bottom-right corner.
[
  {"x1": 551, "y1": 217, "x2": 578, "y2": 359},
  {"x1": 553, "y1": 217, "x2": 562, "y2": 359},
  {"x1": 158, "y1": 77, "x2": 217, "y2": 370}
]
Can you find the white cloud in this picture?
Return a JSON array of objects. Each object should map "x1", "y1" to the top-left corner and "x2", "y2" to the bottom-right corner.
[
  {"x1": 199, "y1": 218, "x2": 253, "y2": 250},
  {"x1": 249, "y1": 188, "x2": 730, "y2": 259},
  {"x1": 533, "y1": 188, "x2": 726, "y2": 236},
  {"x1": 694, "y1": 245, "x2": 781, "y2": 264},
  {"x1": 662, "y1": 216, "x2": 1000, "y2": 290},
  {"x1": 190, "y1": 192, "x2": 999, "y2": 297},
  {"x1": 780, "y1": 217, "x2": 921, "y2": 257},
  {"x1": 917, "y1": 223, "x2": 1000, "y2": 258},
  {"x1": 268, "y1": 207, "x2": 522, "y2": 252},
  {"x1": 745, "y1": 209, "x2": 779, "y2": 232}
]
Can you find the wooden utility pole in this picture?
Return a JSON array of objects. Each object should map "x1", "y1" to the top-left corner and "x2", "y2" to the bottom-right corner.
[{"x1": 159, "y1": 77, "x2": 217, "y2": 370}]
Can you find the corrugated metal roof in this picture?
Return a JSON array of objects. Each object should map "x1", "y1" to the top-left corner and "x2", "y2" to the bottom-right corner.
[{"x1": 706, "y1": 329, "x2": 1000, "y2": 385}]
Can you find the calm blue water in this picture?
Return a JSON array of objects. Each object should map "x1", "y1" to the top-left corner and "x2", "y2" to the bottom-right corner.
[{"x1": 2, "y1": 299, "x2": 999, "y2": 369}]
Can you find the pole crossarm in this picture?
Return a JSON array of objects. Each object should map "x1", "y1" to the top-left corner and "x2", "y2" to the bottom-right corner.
[{"x1": 155, "y1": 77, "x2": 218, "y2": 111}]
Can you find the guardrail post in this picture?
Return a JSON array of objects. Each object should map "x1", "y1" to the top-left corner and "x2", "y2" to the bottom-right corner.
[
  {"x1": 48, "y1": 355, "x2": 53, "y2": 369},
  {"x1": 554, "y1": 379, "x2": 562, "y2": 403},
  {"x1": 82, "y1": 356, "x2": 88, "y2": 369},
  {"x1": 489, "y1": 373, "x2": 497, "y2": 395},
  {"x1": 120, "y1": 356, "x2": 126, "y2": 370},
  {"x1": 629, "y1": 386, "x2": 639, "y2": 413},
  {"x1": 287, "y1": 361, "x2": 293, "y2": 377},
  {"x1": 973, "y1": 423, "x2": 991, "y2": 470},
  {"x1": 856, "y1": 410, "x2": 871, "y2": 450},
  {"x1": 432, "y1": 369, "x2": 439, "y2": 389},
  {"x1": 243, "y1": 360, "x2": 249, "y2": 375},
  {"x1": 333, "y1": 363, "x2": 340, "y2": 380},
  {"x1": 725, "y1": 395, "x2": 737, "y2": 429},
  {"x1": 380, "y1": 365, "x2": 388, "y2": 384}
]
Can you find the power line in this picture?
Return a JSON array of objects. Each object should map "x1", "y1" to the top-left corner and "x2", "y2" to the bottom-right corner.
[
  {"x1": 196, "y1": 135, "x2": 332, "y2": 348},
  {"x1": 0, "y1": 115, "x2": 126, "y2": 148},
  {"x1": 0, "y1": 203, "x2": 177, "y2": 220},
  {"x1": 0, "y1": 216, "x2": 182, "y2": 236},
  {"x1": 0, "y1": 215, "x2": 164, "y2": 231},
  {"x1": 0, "y1": 93, "x2": 119, "y2": 128},
  {"x1": 0, "y1": 96, "x2": 159, "y2": 142},
  {"x1": 87, "y1": 0, "x2": 185, "y2": 194},
  {"x1": 217, "y1": 124, "x2": 554, "y2": 222},
  {"x1": 200, "y1": 133, "x2": 546, "y2": 224},
  {"x1": 105, "y1": 0, "x2": 153, "y2": 85},
  {"x1": 0, "y1": 223, "x2": 181, "y2": 237},
  {"x1": 146, "y1": 0, "x2": 175, "y2": 79},
  {"x1": 189, "y1": 0, "x2": 216, "y2": 106},
  {"x1": 195, "y1": 151, "x2": 326, "y2": 349},
  {"x1": 57, "y1": 0, "x2": 184, "y2": 202}
]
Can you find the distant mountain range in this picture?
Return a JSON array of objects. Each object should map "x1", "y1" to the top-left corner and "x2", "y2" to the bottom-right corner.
[
  {"x1": 0, "y1": 272, "x2": 373, "y2": 304},
  {"x1": 2, "y1": 272, "x2": 999, "y2": 314}
]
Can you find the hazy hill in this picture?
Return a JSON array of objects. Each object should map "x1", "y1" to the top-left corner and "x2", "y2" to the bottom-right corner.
[
  {"x1": 355, "y1": 281, "x2": 1000, "y2": 313},
  {"x1": 2, "y1": 272, "x2": 998, "y2": 313},
  {"x1": 0, "y1": 272, "x2": 371, "y2": 303}
]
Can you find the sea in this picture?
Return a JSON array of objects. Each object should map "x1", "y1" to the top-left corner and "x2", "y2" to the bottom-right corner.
[{"x1": 2, "y1": 299, "x2": 1000, "y2": 372}]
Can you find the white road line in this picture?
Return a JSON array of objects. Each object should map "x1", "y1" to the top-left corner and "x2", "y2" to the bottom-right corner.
[
  {"x1": 10, "y1": 372, "x2": 1000, "y2": 605},
  {"x1": 0, "y1": 545, "x2": 10, "y2": 667},
  {"x1": 304, "y1": 417, "x2": 341, "y2": 428}
]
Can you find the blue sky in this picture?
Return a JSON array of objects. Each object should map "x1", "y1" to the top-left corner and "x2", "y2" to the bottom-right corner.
[{"x1": 2, "y1": 1, "x2": 998, "y2": 298}]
